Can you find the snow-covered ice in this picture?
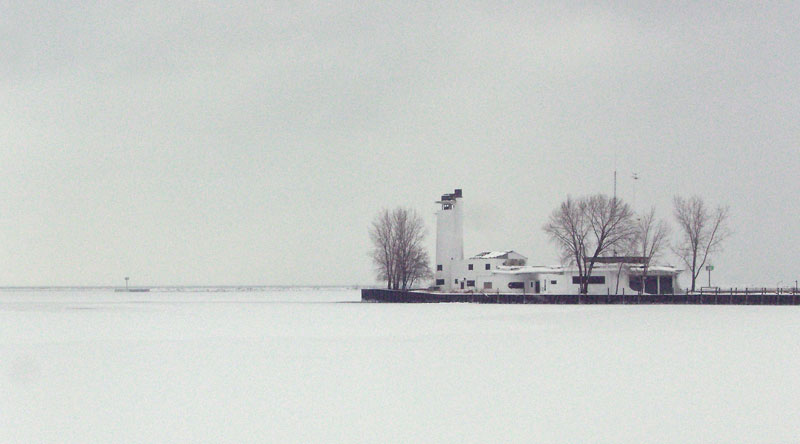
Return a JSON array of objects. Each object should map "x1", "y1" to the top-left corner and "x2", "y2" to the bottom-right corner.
[{"x1": 2, "y1": 288, "x2": 799, "y2": 443}]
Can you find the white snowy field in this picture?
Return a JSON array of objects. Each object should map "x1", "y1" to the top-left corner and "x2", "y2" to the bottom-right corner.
[{"x1": 2, "y1": 289, "x2": 800, "y2": 444}]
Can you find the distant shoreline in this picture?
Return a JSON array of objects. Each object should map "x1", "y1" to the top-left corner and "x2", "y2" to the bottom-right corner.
[{"x1": 0, "y1": 285, "x2": 365, "y2": 292}]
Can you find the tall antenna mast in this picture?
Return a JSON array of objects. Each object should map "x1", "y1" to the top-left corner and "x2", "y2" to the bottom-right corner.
[
  {"x1": 613, "y1": 170, "x2": 617, "y2": 202},
  {"x1": 613, "y1": 149, "x2": 618, "y2": 202}
]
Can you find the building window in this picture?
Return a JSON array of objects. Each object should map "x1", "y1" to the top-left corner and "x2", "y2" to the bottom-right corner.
[
  {"x1": 483, "y1": 282, "x2": 492, "y2": 289},
  {"x1": 572, "y1": 276, "x2": 606, "y2": 285},
  {"x1": 659, "y1": 276, "x2": 674, "y2": 294},
  {"x1": 468, "y1": 264, "x2": 473, "y2": 270},
  {"x1": 466, "y1": 280, "x2": 475, "y2": 287},
  {"x1": 435, "y1": 279, "x2": 445, "y2": 286},
  {"x1": 508, "y1": 282, "x2": 524, "y2": 289},
  {"x1": 551, "y1": 280, "x2": 557, "y2": 285},
  {"x1": 436, "y1": 264, "x2": 442, "y2": 271},
  {"x1": 454, "y1": 279, "x2": 458, "y2": 284},
  {"x1": 629, "y1": 276, "x2": 642, "y2": 292},
  {"x1": 531, "y1": 281, "x2": 535, "y2": 287},
  {"x1": 485, "y1": 263, "x2": 491, "y2": 270}
]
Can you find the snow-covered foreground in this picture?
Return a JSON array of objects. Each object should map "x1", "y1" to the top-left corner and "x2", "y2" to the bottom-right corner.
[{"x1": 2, "y1": 289, "x2": 799, "y2": 443}]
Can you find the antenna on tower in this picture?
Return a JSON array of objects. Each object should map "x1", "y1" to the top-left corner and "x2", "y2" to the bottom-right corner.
[{"x1": 613, "y1": 150, "x2": 617, "y2": 202}]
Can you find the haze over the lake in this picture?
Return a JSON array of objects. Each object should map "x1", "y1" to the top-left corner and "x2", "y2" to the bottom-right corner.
[{"x1": 2, "y1": 1, "x2": 798, "y2": 287}]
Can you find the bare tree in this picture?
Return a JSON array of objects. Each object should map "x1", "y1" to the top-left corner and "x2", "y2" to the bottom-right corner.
[
  {"x1": 369, "y1": 209, "x2": 396, "y2": 289},
  {"x1": 612, "y1": 234, "x2": 637, "y2": 295},
  {"x1": 633, "y1": 207, "x2": 671, "y2": 293},
  {"x1": 544, "y1": 197, "x2": 589, "y2": 290},
  {"x1": 673, "y1": 196, "x2": 730, "y2": 292},
  {"x1": 544, "y1": 194, "x2": 636, "y2": 294},
  {"x1": 402, "y1": 245, "x2": 433, "y2": 290},
  {"x1": 369, "y1": 207, "x2": 432, "y2": 290}
]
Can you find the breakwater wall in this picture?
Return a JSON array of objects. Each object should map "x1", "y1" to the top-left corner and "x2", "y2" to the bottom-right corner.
[{"x1": 361, "y1": 289, "x2": 800, "y2": 305}]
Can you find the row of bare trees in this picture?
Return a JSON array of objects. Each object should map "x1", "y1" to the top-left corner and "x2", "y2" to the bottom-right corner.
[
  {"x1": 544, "y1": 194, "x2": 729, "y2": 293},
  {"x1": 369, "y1": 208, "x2": 432, "y2": 290},
  {"x1": 367, "y1": 195, "x2": 728, "y2": 293}
]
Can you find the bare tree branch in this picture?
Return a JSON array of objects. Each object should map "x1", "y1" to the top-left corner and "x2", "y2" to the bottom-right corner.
[
  {"x1": 544, "y1": 194, "x2": 635, "y2": 294},
  {"x1": 369, "y1": 207, "x2": 432, "y2": 290},
  {"x1": 673, "y1": 196, "x2": 730, "y2": 291},
  {"x1": 633, "y1": 206, "x2": 671, "y2": 293}
]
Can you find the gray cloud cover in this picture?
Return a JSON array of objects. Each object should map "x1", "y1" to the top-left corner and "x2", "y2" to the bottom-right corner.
[{"x1": 1, "y1": 1, "x2": 798, "y2": 287}]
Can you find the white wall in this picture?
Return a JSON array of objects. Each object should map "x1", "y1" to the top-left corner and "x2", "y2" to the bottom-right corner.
[
  {"x1": 434, "y1": 197, "x2": 464, "y2": 291},
  {"x1": 447, "y1": 267, "x2": 679, "y2": 295}
]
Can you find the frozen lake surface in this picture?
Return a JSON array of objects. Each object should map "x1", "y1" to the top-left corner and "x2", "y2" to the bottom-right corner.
[{"x1": 2, "y1": 288, "x2": 799, "y2": 443}]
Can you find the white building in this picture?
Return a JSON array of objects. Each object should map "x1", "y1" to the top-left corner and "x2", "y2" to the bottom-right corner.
[{"x1": 433, "y1": 189, "x2": 681, "y2": 295}]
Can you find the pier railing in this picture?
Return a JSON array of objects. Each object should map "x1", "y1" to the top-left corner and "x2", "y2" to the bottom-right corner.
[
  {"x1": 694, "y1": 287, "x2": 799, "y2": 296},
  {"x1": 361, "y1": 288, "x2": 800, "y2": 305}
]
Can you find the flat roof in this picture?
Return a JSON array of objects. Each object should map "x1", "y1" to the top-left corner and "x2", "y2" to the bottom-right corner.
[
  {"x1": 470, "y1": 250, "x2": 527, "y2": 260},
  {"x1": 490, "y1": 264, "x2": 681, "y2": 275}
]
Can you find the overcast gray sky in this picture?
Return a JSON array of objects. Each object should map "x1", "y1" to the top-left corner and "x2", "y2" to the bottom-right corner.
[{"x1": 2, "y1": 1, "x2": 798, "y2": 287}]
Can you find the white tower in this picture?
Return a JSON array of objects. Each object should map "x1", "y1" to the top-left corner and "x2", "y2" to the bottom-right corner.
[{"x1": 435, "y1": 189, "x2": 464, "y2": 291}]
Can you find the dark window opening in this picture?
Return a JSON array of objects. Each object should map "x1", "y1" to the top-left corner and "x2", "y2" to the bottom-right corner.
[
  {"x1": 485, "y1": 263, "x2": 491, "y2": 270},
  {"x1": 630, "y1": 276, "x2": 669, "y2": 294},
  {"x1": 629, "y1": 276, "x2": 642, "y2": 292},
  {"x1": 645, "y1": 276, "x2": 658, "y2": 294},
  {"x1": 466, "y1": 280, "x2": 475, "y2": 287},
  {"x1": 468, "y1": 264, "x2": 473, "y2": 270},
  {"x1": 454, "y1": 279, "x2": 458, "y2": 284},
  {"x1": 508, "y1": 282, "x2": 524, "y2": 289},
  {"x1": 435, "y1": 279, "x2": 445, "y2": 286},
  {"x1": 572, "y1": 276, "x2": 606, "y2": 285},
  {"x1": 436, "y1": 264, "x2": 442, "y2": 271},
  {"x1": 659, "y1": 276, "x2": 673, "y2": 294},
  {"x1": 551, "y1": 280, "x2": 557, "y2": 285},
  {"x1": 484, "y1": 282, "x2": 492, "y2": 289}
]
